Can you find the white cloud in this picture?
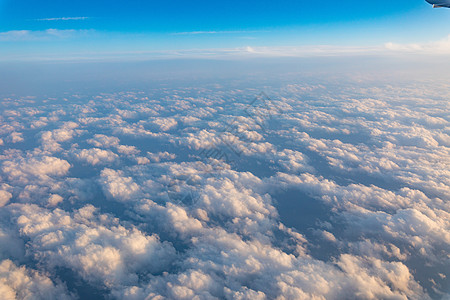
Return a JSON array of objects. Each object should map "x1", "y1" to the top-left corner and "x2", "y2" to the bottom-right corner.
[
  {"x1": 87, "y1": 36, "x2": 450, "y2": 60},
  {"x1": 7, "y1": 132, "x2": 24, "y2": 144},
  {"x1": 147, "y1": 152, "x2": 176, "y2": 163},
  {"x1": 0, "y1": 259, "x2": 74, "y2": 300},
  {"x1": 152, "y1": 118, "x2": 178, "y2": 132},
  {"x1": 2, "y1": 32, "x2": 450, "y2": 61},
  {"x1": 0, "y1": 29, "x2": 92, "y2": 41},
  {"x1": 47, "y1": 194, "x2": 63, "y2": 207},
  {"x1": 196, "y1": 175, "x2": 275, "y2": 221},
  {"x1": 135, "y1": 157, "x2": 150, "y2": 165},
  {"x1": 2, "y1": 156, "x2": 71, "y2": 183},
  {"x1": 0, "y1": 30, "x2": 31, "y2": 41},
  {"x1": 0, "y1": 73, "x2": 448, "y2": 299},
  {"x1": 87, "y1": 134, "x2": 120, "y2": 148},
  {"x1": 0, "y1": 190, "x2": 12, "y2": 207},
  {"x1": 9, "y1": 204, "x2": 176, "y2": 288},
  {"x1": 385, "y1": 35, "x2": 450, "y2": 55},
  {"x1": 99, "y1": 169, "x2": 141, "y2": 202},
  {"x1": 36, "y1": 17, "x2": 90, "y2": 21},
  {"x1": 116, "y1": 145, "x2": 140, "y2": 155},
  {"x1": 40, "y1": 122, "x2": 82, "y2": 152},
  {"x1": 276, "y1": 149, "x2": 313, "y2": 173},
  {"x1": 75, "y1": 148, "x2": 118, "y2": 166},
  {"x1": 275, "y1": 255, "x2": 426, "y2": 300}
]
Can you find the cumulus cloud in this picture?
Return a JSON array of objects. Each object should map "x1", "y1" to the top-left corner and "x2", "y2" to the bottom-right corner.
[
  {"x1": 274, "y1": 254, "x2": 426, "y2": 299},
  {"x1": 75, "y1": 148, "x2": 119, "y2": 166},
  {"x1": 2, "y1": 155, "x2": 71, "y2": 183},
  {"x1": 87, "y1": 134, "x2": 120, "y2": 148},
  {"x1": 147, "y1": 151, "x2": 176, "y2": 163},
  {"x1": 40, "y1": 122, "x2": 82, "y2": 152},
  {"x1": 99, "y1": 169, "x2": 141, "y2": 202},
  {"x1": 116, "y1": 145, "x2": 140, "y2": 156},
  {"x1": 9, "y1": 204, "x2": 176, "y2": 289},
  {"x1": 134, "y1": 157, "x2": 150, "y2": 165},
  {"x1": 276, "y1": 149, "x2": 313, "y2": 173},
  {"x1": 111, "y1": 223, "x2": 426, "y2": 299},
  {"x1": 0, "y1": 190, "x2": 12, "y2": 207},
  {"x1": 0, "y1": 73, "x2": 448, "y2": 299},
  {"x1": 7, "y1": 132, "x2": 24, "y2": 143},
  {"x1": 0, "y1": 259, "x2": 74, "y2": 300},
  {"x1": 47, "y1": 194, "x2": 63, "y2": 207},
  {"x1": 196, "y1": 174, "x2": 275, "y2": 221},
  {"x1": 152, "y1": 117, "x2": 178, "y2": 132}
]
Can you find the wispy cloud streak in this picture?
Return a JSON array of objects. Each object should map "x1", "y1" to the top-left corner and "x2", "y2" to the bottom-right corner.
[
  {"x1": 36, "y1": 17, "x2": 90, "y2": 21},
  {"x1": 0, "y1": 29, "x2": 93, "y2": 41},
  {"x1": 171, "y1": 30, "x2": 269, "y2": 35}
]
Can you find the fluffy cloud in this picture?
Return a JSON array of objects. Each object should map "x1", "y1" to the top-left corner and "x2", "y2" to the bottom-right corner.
[
  {"x1": 0, "y1": 190, "x2": 12, "y2": 207},
  {"x1": 134, "y1": 157, "x2": 150, "y2": 165},
  {"x1": 0, "y1": 74, "x2": 448, "y2": 299},
  {"x1": 47, "y1": 194, "x2": 63, "y2": 207},
  {"x1": 99, "y1": 169, "x2": 141, "y2": 202},
  {"x1": 196, "y1": 173, "x2": 275, "y2": 221},
  {"x1": 87, "y1": 134, "x2": 120, "y2": 148},
  {"x1": 152, "y1": 118, "x2": 178, "y2": 132},
  {"x1": 9, "y1": 204, "x2": 176, "y2": 289},
  {"x1": 111, "y1": 225, "x2": 426, "y2": 299},
  {"x1": 7, "y1": 132, "x2": 24, "y2": 143},
  {"x1": 75, "y1": 148, "x2": 118, "y2": 166},
  {"x1": 147, "y1": 151, "x2": 176, "y2": 163},
  {"x1": 2, "y1": 156, "x2": 71, "y2": 183},
  {"x1": 40, "y1": 122, "x2": 82, "y2": 152},
  {"x1": 116, "y1": 145, "x2": 140, "y2": 156},
  {"x1": 276, "y1": 149, "x2": 313, "y2": 173},
  {"x1": 0, "y1": 259, "x2": 73, "y2": 300},
  {"x1": 275, "y1": 254, "x2": 426, "y2": 300}
]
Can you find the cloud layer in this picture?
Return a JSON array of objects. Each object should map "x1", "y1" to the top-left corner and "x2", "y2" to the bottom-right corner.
[{"x1": 0, "y1": 72, "x2": 448, "y2": 299}]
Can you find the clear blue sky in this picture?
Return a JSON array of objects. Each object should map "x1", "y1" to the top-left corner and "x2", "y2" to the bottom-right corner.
[{"x1": 0, "y1": 0, "x2": 449, "y2": 60}]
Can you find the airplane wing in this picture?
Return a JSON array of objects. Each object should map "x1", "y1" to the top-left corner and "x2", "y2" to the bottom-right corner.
[{"x1": 426, "y1": 0, "x2": 450, "y2": 7}]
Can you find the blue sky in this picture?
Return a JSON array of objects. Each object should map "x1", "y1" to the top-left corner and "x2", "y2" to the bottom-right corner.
[{"x1": 0, "y1": 0, "x2": 449, "y2": 60}]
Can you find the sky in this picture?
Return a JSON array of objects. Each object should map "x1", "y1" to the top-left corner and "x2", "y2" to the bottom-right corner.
[
  {"x1": 0, "y1": 1, "x2": 450, "y2": 300},
  {"x1": 1, "y1": 0, "x2": 450, "y2": 60}
]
